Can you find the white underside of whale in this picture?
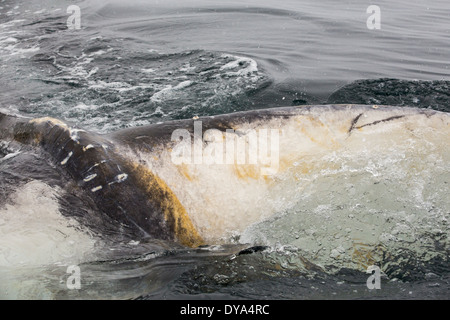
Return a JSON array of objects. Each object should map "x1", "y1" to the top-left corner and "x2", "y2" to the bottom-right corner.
[{"x1": 117, "y1": 105, "x2": 449, "y2": 244}]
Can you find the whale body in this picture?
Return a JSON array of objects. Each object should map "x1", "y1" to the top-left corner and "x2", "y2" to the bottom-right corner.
[{"x1": 0, "y1": 105, "x2": 449, "y2": 247}]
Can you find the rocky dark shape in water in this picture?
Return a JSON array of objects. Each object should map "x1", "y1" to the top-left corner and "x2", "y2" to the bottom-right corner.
[{"x1": 327, "y1": 79, "x2": 450, "y2": 113}]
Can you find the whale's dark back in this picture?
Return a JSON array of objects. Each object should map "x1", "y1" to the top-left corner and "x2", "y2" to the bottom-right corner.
[{"x1": 0, "y1": 112, "x2": 203, "y2": 246}]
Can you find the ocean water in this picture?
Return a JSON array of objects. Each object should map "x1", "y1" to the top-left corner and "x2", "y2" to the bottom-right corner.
[{"x1": 0, "y1": 0, "x2": 449, "y2": 300}]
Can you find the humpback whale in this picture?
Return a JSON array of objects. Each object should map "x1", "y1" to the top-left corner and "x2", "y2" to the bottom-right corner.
[{"x1": 0, "y1": 105, "x2": 448, "y2": 248}]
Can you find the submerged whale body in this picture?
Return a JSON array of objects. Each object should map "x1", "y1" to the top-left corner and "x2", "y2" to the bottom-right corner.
[{"x1": 0, "y1": 105, "x2": 449, "y2": 248}]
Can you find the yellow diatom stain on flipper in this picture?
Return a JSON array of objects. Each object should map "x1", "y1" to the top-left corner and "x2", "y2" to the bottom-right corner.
[
  {"x1": 351, "y1": 242, "x2": 386, "y2": 271},
  {"x1": 294, "y1": 116, "x2": 341, "y2": 149},
  {"x1": 233, "y1": 163, "x2": 261, "y2": 181},
  {"x1": 127, "y1": 162, "x2": 204, "y2": 248},
  {"x1": 177, "y1": 163, "x2": 194, "y2": 181}
]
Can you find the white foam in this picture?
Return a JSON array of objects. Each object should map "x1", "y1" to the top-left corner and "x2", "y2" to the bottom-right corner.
[
  {"x1": 69, "y1": 128, "x2": 85, "y2": 142},
  {"x1": 0, "y1": 20, "x2": 26, "y2": 29},
  {"x1": 87, "y1": 67, "x2": 98, "y2": 78},
  {"x1": 220, "y1": 54, "x2": 258, "y2": 76},
  {"x1": 73, "y1": 102, "x2": 99, "y2": 111},
  {"x1": 0, "y1": 37, "x2": 17, "y2": 44},
  {"x1": 0, "y1": 181, "x2": 100, "y2": 299},
  {"x1": 0, "y1": 181, "x2": 97, "y2": 267},
  {"x1": 150, "y1": 81, "x2": 193, "y2": 102},
  {"x1": 88, "y1": 80, "x2": 153, "y2": 93},
  {"x1": 88, "y1": 49, "x2": 109, "y2": 57},
  {"x1": 0, "y1": 107, "x2": 31, "y2": 121},
  {"x1": 8, "y1": 45, "x2": 39, "y2": 55},
  {"x1": 141, "y1": 68, "x2": 155, "y2": 73},
  {"x1": 0, "y1": 150, "x2": 21, "y2": 162}
]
